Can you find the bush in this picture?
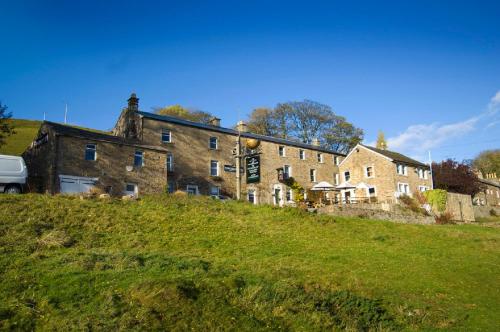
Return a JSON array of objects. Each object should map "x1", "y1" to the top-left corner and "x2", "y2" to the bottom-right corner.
[
  {"x1": 414, "y1": 191, "x2": 428, "y2": 205},
  {"x1": 399, "y1": 194, "x2": 427, "y2": 215},
  {"x1": 423, "y1": 189, "x2": 447, "y2": 212},
  {"x1": 435, "y1": 212, "x2": 454, "y2": 224}
]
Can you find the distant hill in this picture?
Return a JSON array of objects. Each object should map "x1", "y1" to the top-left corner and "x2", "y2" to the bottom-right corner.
[{"x1": 0, "y1": 119, "x2": 41, "y2": 156}]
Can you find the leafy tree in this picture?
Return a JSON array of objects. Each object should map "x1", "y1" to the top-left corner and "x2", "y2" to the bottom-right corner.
[
  {"x1": 432, "y1": 159, "x2": 484, "y2": 196},
  {"x1": 154, "y1": 105, "x2": 214, "y2": 124},
  {"x1": 376, "y1": 131, "x2": 388, "y2": 150},
  {"x1": 473, "y1": 149, "x2": 500, "y2": 178},
  {"x1": 0, "y1": 101, "x2": 14, "y2": 148},
  {"x1": 245, "y1": 100, "x2": 363, "y2": 153}
]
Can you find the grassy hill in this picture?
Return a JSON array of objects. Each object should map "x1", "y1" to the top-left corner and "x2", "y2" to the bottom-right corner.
[
  {"x1": 0, "y1": 194, "x2": 499, "y2": 330},
  {"x1": 0, "y1": 119, "x2": 41, "y2": 156}
]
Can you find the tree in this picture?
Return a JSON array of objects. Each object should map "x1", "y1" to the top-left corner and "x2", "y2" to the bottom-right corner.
[
  {"x1": 0, "y1": 101, "x2": 14, "y2": 148},
  {"x1": 376, "y1": 131, "x2": 388, "y2": 150},
  {"x1": 473, "y1": 149, "x2": 500, "y2": 178},
  {"x1": 154, "y1": 105, "x2": 214, "y2": 124},
  {"x1": 432, "y1": 159, "x2": 484, "y2": 196},
  {"x1": 245, "y1": 100, "x2": 363, "y2": 153}
]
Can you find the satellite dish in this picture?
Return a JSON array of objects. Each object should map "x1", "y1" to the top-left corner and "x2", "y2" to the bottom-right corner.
[
  {"x1": 126, "y1": 165, "x2": 133, "y2": 172},
  {"x1": 246, "y1": 138, "x2": 260, "y2": 149}
]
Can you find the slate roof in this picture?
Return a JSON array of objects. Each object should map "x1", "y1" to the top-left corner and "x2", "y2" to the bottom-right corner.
[
  {"x1": 361, "y1": 144, "x2": 429, "y2": 168},
  {"x1": 137, "y1": 111, "x2": 346, "y2": 156},
  {"x1": 42, "y1": 121, "x2": 168, "y2": 152}
]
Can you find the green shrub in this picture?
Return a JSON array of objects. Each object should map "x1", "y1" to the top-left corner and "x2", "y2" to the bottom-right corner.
[
  {"x1": 399, "y1": 194, "x2": 426, "y2": 215},
  {"x1": 423, "y1": 189, "x2": 447, "y2": 212}
]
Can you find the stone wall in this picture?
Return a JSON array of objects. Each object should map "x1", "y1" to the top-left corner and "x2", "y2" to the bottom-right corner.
[
  {"x1": 473, "y1": 205, "x2": 500, "y2": 219},
  {"x1": 319, "y1": 204, "x2": 435, "y2": 224},
  {"x1": 445, "y1": 192, "x2": 475, "y2": 222}
]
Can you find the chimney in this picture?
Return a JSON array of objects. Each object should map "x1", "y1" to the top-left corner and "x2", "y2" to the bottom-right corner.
[
  {"x1": 236, "y1": 120, "x2": 248, "y2": 132},
  {"x1": 209, "y1": 117, "x2": 221, "y2": 127},
  {"x1": 311, "y1": 138, "x2": 320, "y2": 146},
  {"x1": 127, "y1": 93, "x2": 139, "y2": 112}
]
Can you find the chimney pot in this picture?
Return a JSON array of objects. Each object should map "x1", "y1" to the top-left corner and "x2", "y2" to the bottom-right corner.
[
  {"x1": 236, "y1": 120, "x2": 248, "y2": 132},
  {"x1": 127, "y1": 93, "x2": 139, "y2": 112},
  {"x1": 311, "y1": 138, "x2": 321, "y2": 146},
  {"x1": 209, "y1": 117, "x2": 221, "y2": 127}
]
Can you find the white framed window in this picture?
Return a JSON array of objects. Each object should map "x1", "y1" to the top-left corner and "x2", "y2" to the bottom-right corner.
[
  {"x1": 344, "y1": 171, "x2": 350, "y2": 182},
  {"x1": 334, "y1": 156, "x2": 340, "y2": 165},
  {"x1": 419, "y1": 185, "x2": 429, "y2": 192},
  {"x1": 248, "y1": 189, "x2": 257, "y2": 204},
  {"x1": 278, "y1": 145, "x2": 285, "y2": 157},
  {"x1": 85, "y1": 144, "x2": 96, "y2": 161},
  {"x1": 210, "y1": 185, "x2": 220, "y2": 196},
  {"x1": 317, "y1": 153, "x2": 323, "y2": 163},
  {"x1": 398, "y1": 182, "x2": 410, "y2": 194},
  {"x1": 186, "y1": 185, "x2": 198, "y2": 195},
  {"x1": 310, "y1": 169, "x2": 316, "y2": 182},
  {"x1": 134, "y1": 150, "x2": 144, "y2": 167},
  {"x1": 209, "y1": 136, "x2": 218, "y2": 150},
  {"x1": 397, "y1": 164, "x2": 408, "y2": 175},
  {"x1": 365, "y1": 166, "x2": 374, "y2": 178},
  {"x1": 210, "y1": 160, "x2": 219, "y2": 176},
  {"x1": 368, "y1": 187, "x2": 376, "y2": 196},
  {"x1": 166, "y1": 153, "x2": 174, "y2": 172},
  {"x1": 299, "y1": 149, "x2": 305, "y2": 160},
  {"x1": 283, "y1": 164, "x2": 292, "y2": 178},
  {"x1": 417, "y1": 168, "x2": 427, "y2": 179},
  {"x1": 334, "y1": 173, "x2": 340, "y2": 185},
  {"x1": 286, "y1": 188, "x2": 293, "y2": 202},
  {"x1": 162, "y1": 129, "x2": 172, "y2": 143},
  {"x1": 124, "y1": 183, "x2": 138, "y2": 196}
]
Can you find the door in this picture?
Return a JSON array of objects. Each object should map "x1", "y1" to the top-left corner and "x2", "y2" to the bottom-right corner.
[
  {"x1": 273, "y1": 185, "x2": 283, "y2": 206},
  {"x1": 344, "y1": 190, "x2": 351, "y2": 204}
]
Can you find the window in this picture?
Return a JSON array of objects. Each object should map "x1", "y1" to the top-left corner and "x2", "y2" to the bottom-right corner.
[
  {"x1": 209, "y1": 137, "x2": 218, "y2": 149},
  {"x1": 419, "y1": 186, "x2": 429, "y2": 192},
  {"x1": 167, "y1": 181, "x2": 175, "y2": 193},
  {"x1": 365, "y1": 166, "x2": 374, "y2": 178},
  {"x1": 396, "y1": 163, "x2": 407, "y2": 175},
  {"x1": 283, "y1": 165, "x2": 291, "y2": 178},
  {"x1": 344, "y1": 171, "x2": 350, "y2": 182},
  {"x1": 210, "y1": 185, "x2": 220, "y2": 196},
  {"x1": 134, "y1": 151, "x2": 144, "y2": 167},
  {"x1": 278, "y1": 146, "x2": 285, "y2": 157},
  {"x1": 210, "y1": 160, "x2": 219, "y2": 176},
  {"x1": 317, "y1": 153, "x2": 323, "y2": 163},
  {"x1": 310, "y1": 169, "x2": 316, "y2": 182},
  {"x1": 248, "y1": 189, "x2": 256, "y2": 204},
  {"x1": 286, "y1": 188, "x2": 293, "y2": 202},
  {"x1": 334, "y1": 173, "x2": 340, "y2": 185},
  {"x1": 299, "y1": 149, "x2": 305, "y2": 160},
  {"x1": 186, "y1": 185, "x2": 198, "y2": 195},
  {"x1": 162, "y1": 130, "x2": 171, "y2": 143},
  {"x1": 85, "y1": 144, "x2": 96, "y2": 161},
  {"x1": 125, "y1": 183, "x2": 137, "y2": 196},
  {"x1": 334, "y1": 156, "x2": 340, "y2": 165},
  {"x1": 398, "y1": 183, "x2": 410, "y2": 194},
  {"x1": 368, "y1": 187, "x2": 376, "y2": 196},
  {"x1": 166, "y1": 153, "x2": 174, "y2": 172}
]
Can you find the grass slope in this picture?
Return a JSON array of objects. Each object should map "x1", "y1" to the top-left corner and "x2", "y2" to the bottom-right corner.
[
  {"x1": 0, "y1": 194, "x2": 499, "y2": 331},
  {"x1": 0, "y1": 119, "x2": 41, "y2": 156}
]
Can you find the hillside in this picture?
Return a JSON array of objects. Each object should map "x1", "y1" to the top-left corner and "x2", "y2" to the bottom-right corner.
[
  {"x1": 0, "y1": 194, "x2": 499, "y2": 330},
  {"x1": 0, "y1": 119, "x2": 41, "y2": 156}
]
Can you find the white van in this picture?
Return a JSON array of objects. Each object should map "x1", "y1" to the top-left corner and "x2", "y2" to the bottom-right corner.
[{"x1": 0, "y1": 155, "x2": 28, "y2": 193}]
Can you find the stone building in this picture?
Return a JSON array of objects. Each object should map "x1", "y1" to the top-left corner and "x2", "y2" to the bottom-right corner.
[
  {"x1": 338, "y1": 144, "x2": 432, "y2": 203},
  {"x1": 473, "y1": 172, "x2": 500, "y2": 207},
  {"x1": 24, "y1": 93, "x2": 346, "y2": 204}
]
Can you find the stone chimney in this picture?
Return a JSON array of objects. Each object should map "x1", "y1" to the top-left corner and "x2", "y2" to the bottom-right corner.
[
  {"x1": 209, "y1": 117, "x2": 221, "y2": 127},
  {"x1": 311, "y1": 138, "x2": 320, "y2": 146},
  {"x1": 236, "y1": 120, "x2": 248, "y2": 132},
  {"x1": 127, "y1": 93, "x2": 139, "y2": 112}
]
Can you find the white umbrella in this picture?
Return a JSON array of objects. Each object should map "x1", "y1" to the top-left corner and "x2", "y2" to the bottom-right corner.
[
  {"x1": 311, "y1": 181, "x2": 337, "y2": 191},
  {"x1": 336, "y1": 181, "x2": 356, "y2": 190},
  {"x1": 356, "y1": 182, "x2": 374, "y2": 190}
]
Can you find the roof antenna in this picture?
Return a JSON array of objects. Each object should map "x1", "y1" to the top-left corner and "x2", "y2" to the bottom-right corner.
[
  {"x1": 64, "y1": 103, "x2": 68, "y2": 124},
  {"x1": 43, "y1": 112, "x2": 46, "y2": 121}
]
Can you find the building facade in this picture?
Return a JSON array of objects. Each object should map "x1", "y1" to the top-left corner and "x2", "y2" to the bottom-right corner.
[
  {"x1": 338, "y1": 144, "x2": 432, "y2": 203},
  {"x1": 24, "y1": 94, "x2": 346, "y2": 205},
  {"x1": 473, "y1": 172, "x2": 500, "y2": 207}
]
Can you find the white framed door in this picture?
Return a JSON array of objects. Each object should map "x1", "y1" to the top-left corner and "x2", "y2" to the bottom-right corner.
[
  {"x1": 273, "y1": 184, "x2": 284, "y2": 207},
  {"x1": 59, "y1": 175, "x2": 98, "y2": 194}
]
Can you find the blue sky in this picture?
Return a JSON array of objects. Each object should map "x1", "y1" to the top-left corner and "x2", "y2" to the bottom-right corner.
[{"x1": 1, "y1": 0, "x2": 499, "y2": 161}]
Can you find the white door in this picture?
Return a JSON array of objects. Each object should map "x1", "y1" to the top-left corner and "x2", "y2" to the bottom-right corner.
[
  {"x1": 59, "y1": 175, "x2": 97, "y2": 194},
  {"x1": 273, "y1": 184, "x2": 284, "y2": 206}
]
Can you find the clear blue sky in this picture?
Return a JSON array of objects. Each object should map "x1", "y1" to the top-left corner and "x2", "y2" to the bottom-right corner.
[{"x1": 1, "y1": 0, "x2": 499, "y2": 161}]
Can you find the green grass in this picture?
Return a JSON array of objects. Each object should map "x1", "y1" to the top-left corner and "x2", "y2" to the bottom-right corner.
[
  {"x1": 0, "y1": 119, "x2": 41, "y2": 155},
  {"x1": 1, "y1": 194, "x2": 499, "y2": 331}
]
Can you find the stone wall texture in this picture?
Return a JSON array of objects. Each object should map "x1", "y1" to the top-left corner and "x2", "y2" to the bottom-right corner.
[
  {"x1": 445, "y1": 192, "x2": 475, "y2": 222},
  {"x1": 473, "y1": 205, "x2": 500, "y2": 219}
]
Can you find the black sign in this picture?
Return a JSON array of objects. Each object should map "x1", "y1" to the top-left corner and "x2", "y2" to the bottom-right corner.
[
  {"x1": 224, "y1": 165, "x2": 244, "y2": 173},
  {"x1": 246, "y1": 155, "x2": 260, "y2": 183}
]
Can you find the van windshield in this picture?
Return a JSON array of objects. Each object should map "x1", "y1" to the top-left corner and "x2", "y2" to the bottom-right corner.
[{"x1": 1, "y1": 159, "x2": 22, "y2": 172}]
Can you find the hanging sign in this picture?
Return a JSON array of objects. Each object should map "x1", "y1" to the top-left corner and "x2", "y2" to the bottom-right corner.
[
  {"x1": 246, "y1": 155, "x2": 260, "y2": 183},
  {"x1": 224, "y1": 165, "x2": 244, "y2": 173}
]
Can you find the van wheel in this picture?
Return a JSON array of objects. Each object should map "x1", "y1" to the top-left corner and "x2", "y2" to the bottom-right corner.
[{"x1": 5, "y1": 185, "x2": 21, "y2": 194}]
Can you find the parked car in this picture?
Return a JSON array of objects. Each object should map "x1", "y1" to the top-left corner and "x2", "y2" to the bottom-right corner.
[{"x1": 0, "y1": 155, "x2": 28, "y2": 194}]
